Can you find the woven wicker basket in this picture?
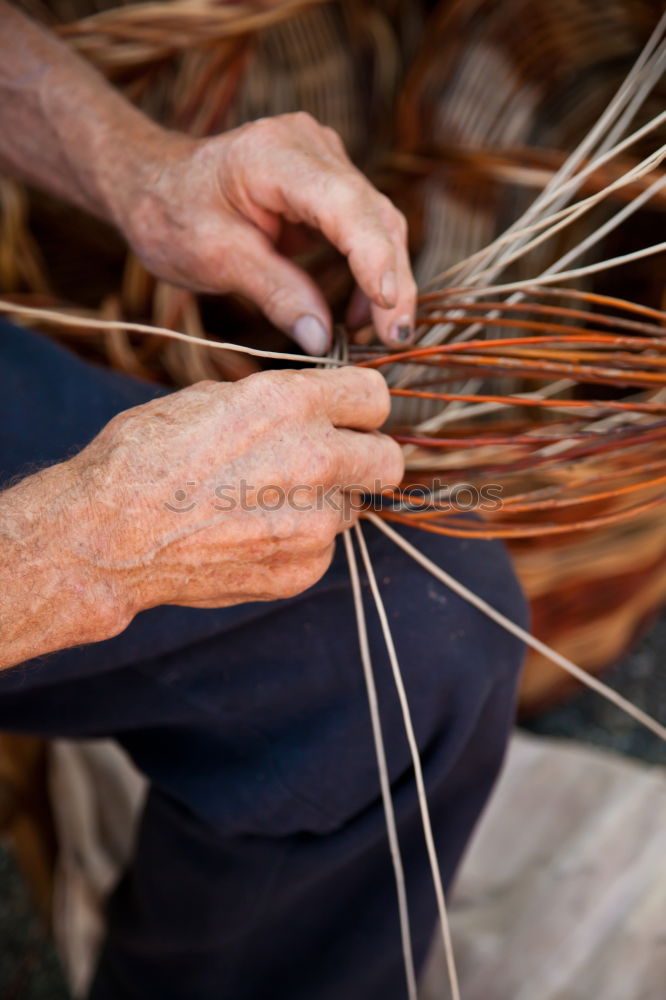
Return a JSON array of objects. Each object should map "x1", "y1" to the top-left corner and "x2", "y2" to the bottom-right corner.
[{"x1": 3, "y1": 0, "x2": 665, "y2": 710}]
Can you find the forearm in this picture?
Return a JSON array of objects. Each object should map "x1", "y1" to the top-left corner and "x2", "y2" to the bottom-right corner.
[
  {"x1": 0, "y1": 461, "x2": 133, "y2": 670},
  {"x1": 0, "y1": 1, "x2": 172, "y2": 224}
]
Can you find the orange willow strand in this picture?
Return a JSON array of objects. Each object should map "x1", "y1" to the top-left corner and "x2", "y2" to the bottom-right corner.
[
  {"x1": 416, "y1": 298, "x2": 665, "y2": 337},
  {"x1": 403, "y1": 471, "x2": 666, "y2": 516},
  {"x1": 379, "y1": 492, "x2": 666, "y2": 539},
  {"x1": 389, "y1": 388, "x2": 666, "y2": 415},
  {"x1": 498, "y1": 458, "x2": 666, "y2": 506},
  {"x1": 429, "y1": 286, "x2": 666, "y2": 324},
  {"x1": 413, "y1": 353, "x2": 666, "y2": 389},
  {"x1": 356, "y1": 332, "x2": 666, "y2": 370},
  {"x1": 415, "y1": 313, "x2": 666, "y2": 342}
]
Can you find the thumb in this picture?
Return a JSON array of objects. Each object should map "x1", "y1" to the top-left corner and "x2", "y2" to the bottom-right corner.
[{"x1": 230, "y1": 229, "x2": 332, "y2": 355}]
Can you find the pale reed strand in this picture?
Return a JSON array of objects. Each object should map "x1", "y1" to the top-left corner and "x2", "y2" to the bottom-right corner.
[
  {"x1": 367, "y1": 515, "x2": 666, "y2": 743},
  {"x1": 343, "y1": 530, "x2": 418, "y2": 1000},
  {"x1": 354, "y1": 521, "x2": 462, "y2": 1000},
  {"x1": 0, "y1": 300, "x2": 340, "y2": 366}
]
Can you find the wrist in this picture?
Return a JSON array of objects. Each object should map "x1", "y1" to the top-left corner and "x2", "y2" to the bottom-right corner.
[
  {"x1": 1, "y1": 460, "x2": 138, "y2": 660},
  {"x1": 98, "y1": 122, "x2": 199, "y2": 246},
  {"x1": 58, "y1": 453, "x2": 155, "y2": 632}
]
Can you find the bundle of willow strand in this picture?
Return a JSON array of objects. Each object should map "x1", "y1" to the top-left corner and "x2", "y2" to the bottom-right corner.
[{"x1": 357, "y1": 287, "x2": 666, "y2": 539}]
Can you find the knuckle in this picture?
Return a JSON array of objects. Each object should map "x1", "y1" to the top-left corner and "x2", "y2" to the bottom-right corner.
[
  {"x1": 360, "y1": 368, "x2": 391, "y2": 421},
  {"x1": 263, "y1": 370, "x2": 315, "y2": 418},
  {"x1": 236, "y1": 368, "x2": 267, "y2": 398},
  {"x1": 376, "y1": 192, "x2": 394, "y2": 214},
  {"x1": 242, "y1": 115, "x2": 289, "y2": 151},
  {"x1": 314, "y1": 506, "x2": 341, "y2": 545},
  {"x1": 376, "y1": 193, "x2": 400, "y2": 223},
  {"x1": 277, "y1": 545, "x2": 332, "y2": 597},
  {"x1": 187, "y1": 379, "x2": 219, "y2": 396},
  {"x1": 269, "y1": 508, "x2": 299, "y2": 543},
  {"x1": 317, "y1": 542, "x2": 336, "y2": 571},
  {"x1": 260, "y1": 282, "x2": 297, "y2": 320},
  {"x1": 290, "y1": 110, "x2": 319, "y2": 131},
  {"x1": 239, "y1": 368, "x2": 275, "y2": 403},
  {"x1": 267, "y1": 110, "x2": 321, "y2": 143},
  {"x1": 281, "y1": 369, "x2": 317, "y2": 401},
  {"x1": 276, "y1": 568, "x2": 308, "y2": 600},
  {"x1": 307, "y1": 444, "x2": 337, "y2": 484},
  {"x1": 104, "y1": 409, "x2": 131, "y2": 435},
  {"x1": 99, "y1": 405, "x2": 145, "y2": 446},
  {"x1": 385, "y1": 435, "x2": 405, "y2": 481},
  {"x1": 404, "y1": 274, "x2": 418, "y2": 302},
  {"x1": 249, "y1": 115, "x2": 280, "y2": 137},
  {"x1": 392, "y1": 208, "x2": 409, "y2": 239},
  {"x1": 353, "y1": 235, "x2": 395, "y2": 276},
  {"x1": 322, "y1": 124, "x2": 346, "y2": 152},
  {"x1": 333, "y1": 172, "x2": 369, "y2": 211},
  {"x1": 376, "y1": 197, "x2": 410, "y2": 245},
  {"x1": 306, "y1": 546, "x2": 336, "y2": 587}
]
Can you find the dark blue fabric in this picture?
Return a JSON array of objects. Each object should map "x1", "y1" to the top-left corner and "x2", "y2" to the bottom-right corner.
[{"x1": 0, "y1": 320, "x2": 528, "y2": 999}]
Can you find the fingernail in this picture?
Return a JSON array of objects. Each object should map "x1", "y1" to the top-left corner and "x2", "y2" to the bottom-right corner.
[
  {"x1": 380, "y1": 269, "x2": 397, "y2": 308},
  {"x1": 391, "y1": 315, "x2": 413, "y2": 344},
  {"x1": 292, "y1": 315, "x2": 329, "y2": 356}
]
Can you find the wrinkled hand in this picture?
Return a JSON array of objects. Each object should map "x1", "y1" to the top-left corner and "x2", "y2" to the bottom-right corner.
[
  {"x1": 113, "y1": 113, "x2": 417, "y2": 354},
  {"x1": 71, "y1": 367, "x2": 403, "y2": 615}
]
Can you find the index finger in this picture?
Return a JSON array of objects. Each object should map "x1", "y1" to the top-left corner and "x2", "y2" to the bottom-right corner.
[{"x1": 283, "y1": 161, "x2": 418, "y2": 346}]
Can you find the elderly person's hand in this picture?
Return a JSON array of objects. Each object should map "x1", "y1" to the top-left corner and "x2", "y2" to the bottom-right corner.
[
  {"x1": 75, "y1": 367, "x2": 403, "y2": 611},
  {"x1": 1, "y1": 3, "x2": 416, "y2": 353},
  {"x1": 111, "y1": 114, "x2": 416, "y2": 354},
  {"x1": 0, "y1": 366, "x2": 403, "y2": 668}
]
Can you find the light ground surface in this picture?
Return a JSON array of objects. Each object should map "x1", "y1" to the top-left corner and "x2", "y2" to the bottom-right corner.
[{"x1": 422, "y1": 733, "x2": 666, "y2": 1000}]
